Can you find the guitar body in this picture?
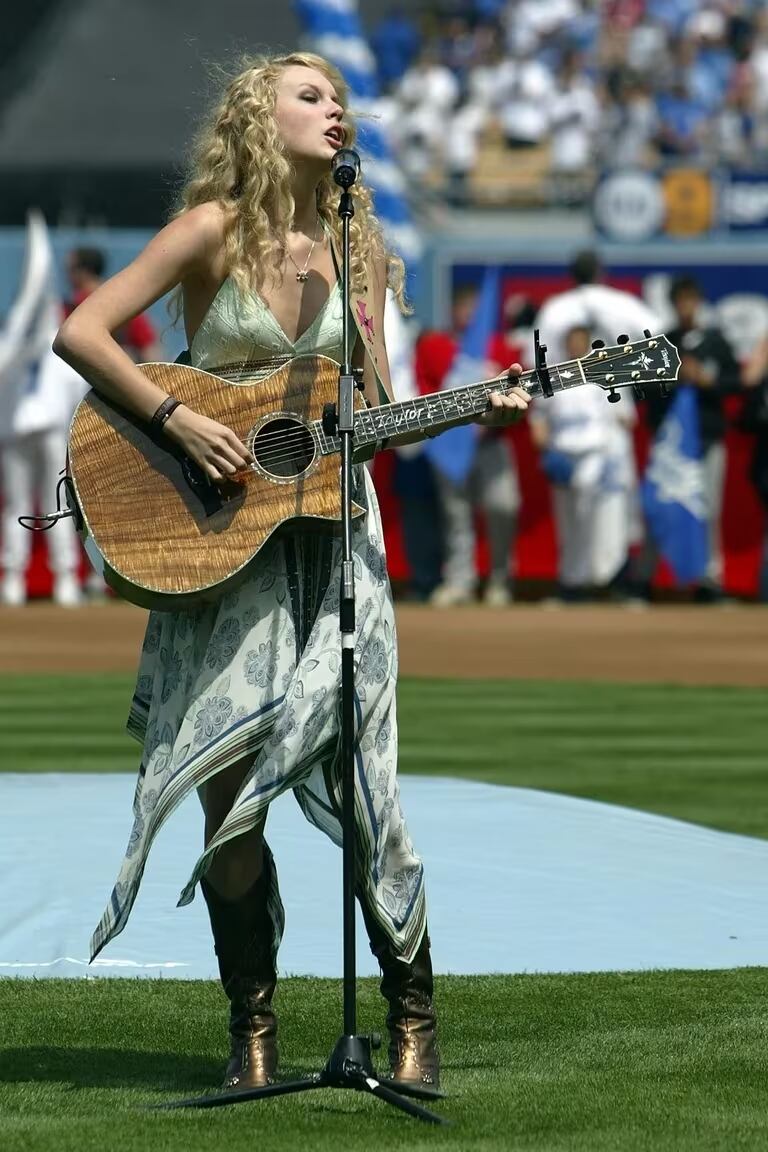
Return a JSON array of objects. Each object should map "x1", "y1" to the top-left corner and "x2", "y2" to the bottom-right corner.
[{"x1": 67, "y1": 355, "x2": 366, "y2": 611}]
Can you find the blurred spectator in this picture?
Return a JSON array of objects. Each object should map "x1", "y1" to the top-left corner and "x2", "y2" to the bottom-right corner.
[
  {"x1": 394, "y1": 46, "x2": 459, "y2": 179},
  {"x1": 714, "y1": 74, "x2": 757, "y2": 166},
  {"x1": 0, "y1": 346, "x2": 85, "y2": 607},
  {"x1": 741, "y1": 333, "x2": 768, "y2": 600},
  {"x1": 640, "y1": 274, "x2": 742, "y2": 602},
  {"x1": 473, "y1": 0, "x2": 507, "y2": 20},
  {"x1": 384, "y1": 292, "x2": 444, "y2": 603},
  {"x1": 418, "y1": 283, "x2": 521, "y2": 608},
  {"x1": 655, "y1": 71, "x2": 711, "y2": 159},
  {"x1": 371, "y1": 0, "x2": 768, "y2": 205},
  {"x1": 370, "y1": 4, "x2": 421, "y2": 92},
  {"x1": 443, "y1": 87, "x2": 490, "y2": 204},
  {"x1": 497, "y1": 45, "x2": 555, "y2": 149},
  {"x1": 535, "y1": 249, "x2": 660, "y2": 366},
  {"x1": 503, "y1": 0, "x2": 582, "y2": 56},
  {"x1": 599, "y1": 73, "x2": 658, "y2": 169},
  {"x1": 438, "y1": 15, "x2": 480, "y2": 84},
  {"x1": 549, "y1": 48, "x2": 599, "y2": 201},
  {"x1": 65, "y1": 248, "x2": 162, "y2": 363},
  {"x1": 0, "y1": 214, "x2": 87, "y2": 607},
  {"x1": 644, "y1": 0, "x2": 699, "y2": 38},
  {"x1": 529, "y1": 324, "x2": 638, "y2": 601},
  {"x1": 605, "y1": 0, "x2": 645, "y2": 32}
]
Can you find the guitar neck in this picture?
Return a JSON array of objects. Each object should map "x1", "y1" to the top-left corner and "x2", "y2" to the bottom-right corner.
[{"x1": 315, "y1": 356, "x2": 587, "y2": 455}]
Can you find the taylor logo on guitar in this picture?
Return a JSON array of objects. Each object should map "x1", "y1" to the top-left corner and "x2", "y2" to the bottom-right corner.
[{"x1": 65, "y1": 335, "x2": 680, "y2": 610}]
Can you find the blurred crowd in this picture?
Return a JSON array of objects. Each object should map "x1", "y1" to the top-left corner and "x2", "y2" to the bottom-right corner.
[
  {"x1": 2, "y1": 236, "x2": 768, "y2": 607},
  {"x1": 391, "y1": 250, "x2": 768, "y2": 607},
  {"x1": 372, "y1": 1, "x2": 768, "y2": 202}
]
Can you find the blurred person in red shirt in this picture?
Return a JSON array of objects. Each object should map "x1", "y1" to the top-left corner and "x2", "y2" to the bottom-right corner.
[
  {"x1": 65, "y1": 248, "x2": 163, "y2": 363},
  {"x1": 416, "y1": 283, "x2": 521, "y2": 607}
]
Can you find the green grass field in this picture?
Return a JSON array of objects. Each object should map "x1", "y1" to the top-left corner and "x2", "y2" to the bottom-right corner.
[
  {"x1": 2, "y1": 673, "x2": 766, "y2": 836},
  {"x1": 1, "y1": 672, "x2": 767, "y2": 1149},
  {"x1": 2, "y1": 971, "x2": 768, "y2": 1152}
]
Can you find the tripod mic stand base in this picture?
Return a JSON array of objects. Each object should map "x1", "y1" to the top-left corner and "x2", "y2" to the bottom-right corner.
[{"x1": 153, "y1": 1032, "x2": 449, "y2": 1125}]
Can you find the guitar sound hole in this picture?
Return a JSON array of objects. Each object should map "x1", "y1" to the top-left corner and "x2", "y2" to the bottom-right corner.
[{"x1": 253, "y1": 418, "x2": 315, "y2": 479}]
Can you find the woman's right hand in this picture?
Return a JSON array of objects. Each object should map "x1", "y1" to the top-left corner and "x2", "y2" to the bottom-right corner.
[{"x1": 163, "y1": 406, "x2": 255, "y2": 483}]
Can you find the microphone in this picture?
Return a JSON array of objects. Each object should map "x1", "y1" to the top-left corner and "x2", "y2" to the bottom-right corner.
[{"x1": 331, "y1": 148, "x2": 361, "y2": 189}]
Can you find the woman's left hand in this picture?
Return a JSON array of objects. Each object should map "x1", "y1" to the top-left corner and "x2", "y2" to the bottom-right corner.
[{"x1": 476, "y1": 363, "x2": 530, "y2": 426}]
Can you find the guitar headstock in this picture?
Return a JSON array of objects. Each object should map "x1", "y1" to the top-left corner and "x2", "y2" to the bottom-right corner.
[{"x1": 581, "y1": 333, "x2": 681, "y2": 397}]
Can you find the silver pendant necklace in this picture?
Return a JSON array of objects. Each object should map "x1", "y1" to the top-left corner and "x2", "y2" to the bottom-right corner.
[{"x1": 288, "y1": 217, "x2": 320, "y2": 282}]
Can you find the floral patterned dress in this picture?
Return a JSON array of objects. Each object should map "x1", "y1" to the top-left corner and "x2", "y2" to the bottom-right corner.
[{"x1": 89, "y1": 275, "x2": 427, "y2": 966}]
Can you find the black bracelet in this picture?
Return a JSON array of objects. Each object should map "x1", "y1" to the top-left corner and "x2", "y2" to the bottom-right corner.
[{"x1": 151, "y1": 396, "x2": 183, "y2": 433}]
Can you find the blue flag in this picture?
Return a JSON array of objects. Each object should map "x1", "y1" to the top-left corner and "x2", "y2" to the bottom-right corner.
[
  {"x1": 641, "y1": 386, "x2": 709, "y2": 584},
  {"x1": 424, "y1": 267, "x2": 500, "y2": 485}
]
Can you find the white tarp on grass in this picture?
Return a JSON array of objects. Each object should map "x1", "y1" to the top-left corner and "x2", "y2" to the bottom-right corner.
[{"x1": 1, "y1": 773, "x2": 767, "y2": 979}]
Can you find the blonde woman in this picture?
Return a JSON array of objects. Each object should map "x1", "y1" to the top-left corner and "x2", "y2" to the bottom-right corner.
[{"x1": 54, "y1": 52, "x2": 529, "y2": 1093}]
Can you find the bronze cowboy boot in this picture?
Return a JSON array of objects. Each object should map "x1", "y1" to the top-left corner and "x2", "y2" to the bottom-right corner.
[
  {"x1": 201, "y1": 861, "x2": 278, "y2": 1091},
  {"x1": 364, "y1": 912, "x2": 440, "y2": 1089}
]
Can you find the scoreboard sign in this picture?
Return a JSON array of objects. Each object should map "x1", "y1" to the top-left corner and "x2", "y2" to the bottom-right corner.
[{"x1": 594, "y1": 168, "x2": 768, "y2": 239}]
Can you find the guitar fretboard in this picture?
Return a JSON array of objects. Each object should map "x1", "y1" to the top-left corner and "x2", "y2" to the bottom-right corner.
[{"x1": 313, "y1": 358, "x2": 587, "y2": 455}]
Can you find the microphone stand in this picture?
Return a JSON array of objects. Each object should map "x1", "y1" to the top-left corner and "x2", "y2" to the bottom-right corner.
[{"x1": 157, "y1": 154, "x2": 447, "y2": 1125}]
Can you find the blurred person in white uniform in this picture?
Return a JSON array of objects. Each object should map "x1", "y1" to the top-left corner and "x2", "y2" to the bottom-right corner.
[
  {"x1": 533, "y1": 250, "x2": 659, "y2": 598},
  {"x1": 529, "y1": 325, "x2": 639, "y2": 600},
  {"x1": 535, "y1": 249, "x2": 660, "y2": 367},
  {"x1": 0, "y1": 212, "x2": 87, "y2": 607}
]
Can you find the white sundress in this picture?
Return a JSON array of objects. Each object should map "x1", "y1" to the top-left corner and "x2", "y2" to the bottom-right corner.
[{"x1": 89, "y1": 274, "x2": 427, "y2": 966}]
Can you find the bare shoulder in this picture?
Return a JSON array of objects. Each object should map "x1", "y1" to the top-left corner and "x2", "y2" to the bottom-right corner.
[
  {"x1": 180, "y1": 200, "x2": 230, "y2": 246},
  {"x1": 56, "y1": 201, "x2": 234, "y2": 339},
  {"x1": 157, "y1": 201, "x2": 230, "y2": 270}
]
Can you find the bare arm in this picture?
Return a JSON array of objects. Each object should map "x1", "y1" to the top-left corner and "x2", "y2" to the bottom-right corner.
[
  {"x1": 53, "y1": 203, "x2": 253, "y2": 482},
  {"x1": 743, "y1": 336, "x2": 768, "y2": 388},
  {"x1": 528, "y1": 412, "x2": 550, "y2": 450}
]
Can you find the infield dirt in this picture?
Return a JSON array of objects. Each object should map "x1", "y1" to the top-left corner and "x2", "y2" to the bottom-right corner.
[{"x1": 1, "y1": 602, "x2": 766, "y2": 685}]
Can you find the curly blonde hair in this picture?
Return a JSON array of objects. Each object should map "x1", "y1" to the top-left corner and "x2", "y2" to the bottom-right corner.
[{"x1": 173, "y1": 51, "x2": 408, "y2": 310}]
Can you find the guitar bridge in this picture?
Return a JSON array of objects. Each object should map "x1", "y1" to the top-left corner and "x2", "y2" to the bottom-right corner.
[{"x1": 180, "y1": 458, "x2": 242, "y2": 516}]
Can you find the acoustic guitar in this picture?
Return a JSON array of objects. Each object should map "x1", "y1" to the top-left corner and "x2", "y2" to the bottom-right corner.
[{"x1": 66, "y1": 335, "x2": 680, "y2": 610}]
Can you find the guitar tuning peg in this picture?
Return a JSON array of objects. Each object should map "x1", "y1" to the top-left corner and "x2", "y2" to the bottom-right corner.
[
  {"x1": 633, "y1": 385, "x2": 645, "y2": 400},
  {"x1": 643, "y1": 329, "x2": 653, "y2": 338},
  {"x1": 607, "y1": 389, "x2": 621, "y2": 404},
  {"x1": 591, "y1": 339, "x2": 605, "y2": 349},
  {"x1": 659, "y1": 383, "x2": 670, "y2": 397},
  {"x1": 617, "y1": 334, "x2": 630, "y2": 344}
]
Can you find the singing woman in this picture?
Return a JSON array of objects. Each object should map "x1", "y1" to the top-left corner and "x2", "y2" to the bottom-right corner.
[{"x1": 54, "y1": 51, "x2": 529, "y2": 1093}]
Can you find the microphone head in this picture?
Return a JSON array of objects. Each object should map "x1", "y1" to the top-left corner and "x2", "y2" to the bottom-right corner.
[{"x1": 331, "y1": 148, "x2": 361, "y2": 189}]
